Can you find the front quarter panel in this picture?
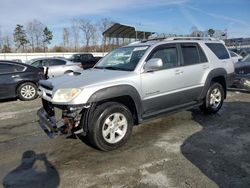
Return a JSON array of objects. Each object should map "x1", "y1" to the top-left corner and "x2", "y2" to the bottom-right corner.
[{"x1": 50, "y1": 73, "x2": 142, "y2": 106}]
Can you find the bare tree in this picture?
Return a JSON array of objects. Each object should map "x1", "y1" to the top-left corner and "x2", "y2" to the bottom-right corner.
[
  {"x1": 71, "y1": 19, "x2": 80, "y2": 52},
  {"x1": 26, "y1": 19, "x2": 45, "y2": 51},
  {"x1": 62, "y1": 27, "x2": 70, "y2": 48},
  {"x1": 79, "y1": 19, "x2": 96, "y2": 51},
  {"x1": 2, "y1": 35, "x2": 12, "y2": 53},
  {"x1": 99, "y1": 18, "x2": 114, "y2": 46},
  {"x1": 91, "y1": 23, "x2": 99, "y2": 51},
  {"x1": 0, "y1": 25, "x2": 2, "y2": 50}
]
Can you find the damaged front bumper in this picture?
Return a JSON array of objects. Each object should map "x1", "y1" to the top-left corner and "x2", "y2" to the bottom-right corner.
[
  {"x1": 37, "y1": 100, "x2": 88, "y2": 138},
  {"x1": 37, "y1": 107, "x2": 62, "y2": 138}
]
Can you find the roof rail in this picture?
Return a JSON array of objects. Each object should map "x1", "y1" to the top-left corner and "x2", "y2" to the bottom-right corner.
[
  {"x1": 127, "y1": 41, "x2": 142, "y2": 46},
  {"x1": 128, "y1": 36, "x2": 223, "y2": 45},
  {"x1": 164, "y1": 37, "x2": 218, "y2": 41}
]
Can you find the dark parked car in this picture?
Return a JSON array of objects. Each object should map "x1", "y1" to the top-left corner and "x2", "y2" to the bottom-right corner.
[
  {"x1": 231, "y1": 54, "x2": 250, "y2": 91},
  {"x1": 69, "y1": 53, "x2": 102, "y2": 69},
  {"x1": 0, "y1": 60, "x2": 45, "y2": 101}
]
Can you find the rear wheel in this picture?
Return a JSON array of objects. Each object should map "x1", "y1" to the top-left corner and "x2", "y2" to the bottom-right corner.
[
  {"x1": 88, "y1": 102, "x2": 133, "y2": 151},
  {"x1": 17, "y1": 82, "x2": 38, "y2": 101},
  {"x1": 200, "y1": 82, "x2": 224, "y2": 114}
]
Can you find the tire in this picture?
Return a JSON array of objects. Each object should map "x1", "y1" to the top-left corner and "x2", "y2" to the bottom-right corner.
[
  {"x1": 88, "y1": 102, "x2": 133, "y2": 151},
  {"x1": 17, "y1": 82, "x2": 38, "y2": 101},
  {"x1": 200, "y1": 82, "x2": 224, "y2": 114}
]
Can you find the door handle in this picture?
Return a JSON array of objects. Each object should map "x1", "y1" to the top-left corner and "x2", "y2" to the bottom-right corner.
[
  {"x1": 175, "y1": 70, "x2": 183, "y2": 75},
  {"x1": 11, "y1": 75, "x2": 19, "y2": 78},
  {"x1": 202, "y1": 65, "x2": 209, "y2": 69}
]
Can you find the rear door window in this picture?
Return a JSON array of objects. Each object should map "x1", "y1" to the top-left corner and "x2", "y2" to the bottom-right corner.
[
  {"x1": 0, "y1": 63, "x2": 25, "y2": 74},
  {"x1": 205, "y1": 43, "x2": 230, "y2": 59},
  {"x1": 181, "y1": 44, "x2": 199, "y2": 66},
  {"x1": 181, "y1": 43, "x2": 208, "y2": 66}
]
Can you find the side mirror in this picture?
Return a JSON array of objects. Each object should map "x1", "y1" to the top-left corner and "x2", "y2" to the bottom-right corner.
[{"x1": 144, "y1": 58, "x2": 163, "y2": 72}]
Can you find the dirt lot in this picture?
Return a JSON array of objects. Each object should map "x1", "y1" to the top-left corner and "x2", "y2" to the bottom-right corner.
[{"x1": 0, "y1": 91, "x2": 249, "y2": 188}]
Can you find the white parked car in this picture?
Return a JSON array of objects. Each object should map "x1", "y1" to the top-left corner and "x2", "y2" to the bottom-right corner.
[
  {"x1": 229, "y1": 50, "x2": 243, "y2": 63},
  {"x1": 28, "y1": 57, "x2": 83, "y2": 78}
]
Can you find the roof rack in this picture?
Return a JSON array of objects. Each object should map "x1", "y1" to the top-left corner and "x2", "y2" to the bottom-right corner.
[
  {"x1": 128, "y1": 36, "x2": 224, "y2": 46},
  {"x1": 164, "y1": 37, "x2": 218, "y2": 41}
]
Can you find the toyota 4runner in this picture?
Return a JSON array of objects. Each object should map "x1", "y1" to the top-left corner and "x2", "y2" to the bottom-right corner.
[{"x1": 37, "y1": 37, "x2": 234, "y2": 151}]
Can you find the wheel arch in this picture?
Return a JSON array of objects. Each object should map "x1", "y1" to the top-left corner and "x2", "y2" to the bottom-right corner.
[
  {"x1": 87, "y1": 85, "x2": 143, "y2": 125},
  {"x1": 200, "y1": 68, "x2": 227, "y2": 100}
]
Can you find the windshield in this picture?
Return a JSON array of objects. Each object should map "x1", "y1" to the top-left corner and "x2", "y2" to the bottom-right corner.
[
  {"x1": 242, "y1": 54, "x2": 250, "y2": 62},
  {"x1": 95, "y1": 46, "x2": 149, "y2": 71}
]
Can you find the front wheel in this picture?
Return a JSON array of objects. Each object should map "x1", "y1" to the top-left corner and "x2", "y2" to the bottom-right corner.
[
  {"x1": 88, "y1": 102, "x2": 133, "y2": 151},
  {"x1": 200, "y1": 82, "x2": 224, "y2": 114}
]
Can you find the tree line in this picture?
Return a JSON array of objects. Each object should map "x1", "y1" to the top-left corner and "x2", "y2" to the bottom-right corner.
[
  {"x1": 0, "y1": 19, "x2": 221, "y2": 54},
  {"x1": 0, "y1": 18, "x2": 114, "y2": 53}
]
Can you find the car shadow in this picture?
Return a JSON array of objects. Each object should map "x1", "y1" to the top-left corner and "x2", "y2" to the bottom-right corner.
[
  {"x1": 2, "y1": 150, "x2": 60, "y2": 188},
  {"x1": 181, "y1": 101, "x2": 250, "y2": 188},
  {"x1": 0, "y1": 98, "x2": 18, "y2": 103}
]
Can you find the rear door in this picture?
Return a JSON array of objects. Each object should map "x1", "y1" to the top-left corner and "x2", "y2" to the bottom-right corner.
[
  {"x1": 0, "y1": 63, "x2": 26, "y2": 99},
  {"x1": 177, "y1": 43, "x2": 210, "y2": 101}
]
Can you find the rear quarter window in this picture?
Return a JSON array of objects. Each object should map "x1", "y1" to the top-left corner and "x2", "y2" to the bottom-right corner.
[{"x1": 205, "y1": 43, "x2": 229, "y2": 60}]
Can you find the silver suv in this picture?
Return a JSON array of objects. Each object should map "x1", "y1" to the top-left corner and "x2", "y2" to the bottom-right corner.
[{"x1": 37, "y1": 37, "x2": 235, "y2": 151}]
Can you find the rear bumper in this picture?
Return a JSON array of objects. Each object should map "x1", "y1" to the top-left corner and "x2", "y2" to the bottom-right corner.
[{"x1": 37, "y1": 107, "x2": 63, "y2": 138}]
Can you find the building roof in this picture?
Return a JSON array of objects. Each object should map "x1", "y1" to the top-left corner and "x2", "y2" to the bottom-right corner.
[{"x1": 103, "y1": 23, "x2": 154, "y2": 40}]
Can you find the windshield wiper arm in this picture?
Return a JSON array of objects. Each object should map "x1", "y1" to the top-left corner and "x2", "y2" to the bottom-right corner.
[
  {"x1": 104, "y1": 66, "x2": 130, "y2": 71},
  {"x1": 93, "y1": 66, "x2": 105, "y2": 69},
  {"x1": 94, "y1": 66, "x2": 130, "y2": 71}
]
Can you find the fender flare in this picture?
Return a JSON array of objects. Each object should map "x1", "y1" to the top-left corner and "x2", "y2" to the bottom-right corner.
[
  {"x1": 200, "y1": 68, "x2": 227, "y2": 99},
  {"x1": 87, "y1": 84, "x2": 143, "y2": 121}
]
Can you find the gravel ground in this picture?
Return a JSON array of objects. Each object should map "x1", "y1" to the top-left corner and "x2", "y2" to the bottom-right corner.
[{"x1": 0, "y1": 91, "x2": 249, "y2": 188}]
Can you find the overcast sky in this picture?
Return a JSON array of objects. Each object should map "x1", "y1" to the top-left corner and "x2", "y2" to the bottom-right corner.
[{"x1": 0, "y1": 0, "x2": 249, "y2": 44}]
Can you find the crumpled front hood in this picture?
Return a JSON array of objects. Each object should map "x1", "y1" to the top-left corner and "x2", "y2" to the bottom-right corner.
[{"x1": 41, "y1": 69, "x2": 136, "y2": 90}]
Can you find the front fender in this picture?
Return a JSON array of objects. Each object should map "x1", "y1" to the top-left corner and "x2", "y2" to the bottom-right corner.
[{"x1": 87, "y1": 85, "x2": 143, "y2": 122}]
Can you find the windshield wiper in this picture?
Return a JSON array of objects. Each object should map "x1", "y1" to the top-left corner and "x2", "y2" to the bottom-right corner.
[
  {"x1": 94, "y1": 66, "x2": 130, "y2": 71},
  {"x1": 104, "y1": 66, "x2": 130, "y2": 71},
  {"x1": 93, "y1": 66, "x2": 105, "y2": 69}
]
